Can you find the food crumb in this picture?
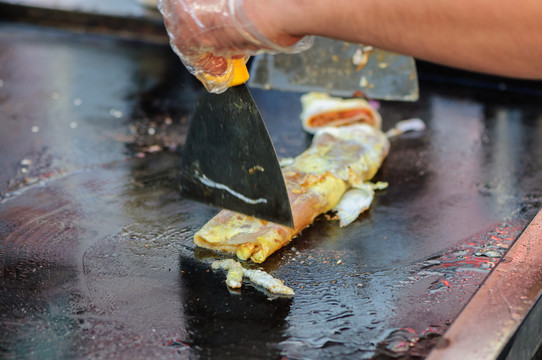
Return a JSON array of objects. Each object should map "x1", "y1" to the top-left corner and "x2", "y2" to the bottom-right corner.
[
  {"x1": 109, "y1": 109, "x2": 123, "y2": 118},
  {"x1": 336, "y1": 259, "x2": 343, "y2": 265},
  {"x1": 147, "y1": 145, "x2": 162, "y2": 153},
  {"x1": 212, "y1": 259, "x2": 295, "y2": 296}
]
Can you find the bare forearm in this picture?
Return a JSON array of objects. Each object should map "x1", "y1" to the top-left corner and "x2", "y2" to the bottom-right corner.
[{"x1": 252, "y1": 0, "x2": 542, "y2": 79}]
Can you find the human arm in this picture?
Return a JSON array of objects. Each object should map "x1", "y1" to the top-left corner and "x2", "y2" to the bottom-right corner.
[
  {"x1": 159, "y1": 0, "x2": 542, "y2": 90},
  {"x1": 248, "y1": 0, "x2": 542, "y2": 79}
]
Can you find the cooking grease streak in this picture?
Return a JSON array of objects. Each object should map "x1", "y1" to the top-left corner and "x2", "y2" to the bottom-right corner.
[{"x1": 195, "y1": 170, "x2": 268, "y2": 205}]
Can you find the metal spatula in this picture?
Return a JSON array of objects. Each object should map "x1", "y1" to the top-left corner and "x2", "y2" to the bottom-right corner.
[
  {"x1": 249, "y1": 37, "x2": 419, "y2": 101},
  {"x1": 180, "y1": 59, "x2": 294, "y2": 228}
]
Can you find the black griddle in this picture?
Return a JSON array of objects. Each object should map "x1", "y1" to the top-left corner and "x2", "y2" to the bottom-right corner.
[{"x1": 1, "y1": 3, "x2": 542, "y2": 359}]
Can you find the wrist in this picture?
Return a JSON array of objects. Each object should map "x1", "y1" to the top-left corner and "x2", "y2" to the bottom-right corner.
[{"x1": 242, "y1": 0, "x2": 306, "y2": 48}]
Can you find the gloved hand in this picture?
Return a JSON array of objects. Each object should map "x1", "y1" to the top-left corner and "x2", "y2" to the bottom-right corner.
[{"x1": 158, "y1": 0, "x2": 313, "y2": 93}]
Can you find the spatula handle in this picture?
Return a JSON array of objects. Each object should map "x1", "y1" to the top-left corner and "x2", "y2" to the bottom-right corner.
[{"x1": 230, "y1": 58, "x2": 250, "y2": 86}]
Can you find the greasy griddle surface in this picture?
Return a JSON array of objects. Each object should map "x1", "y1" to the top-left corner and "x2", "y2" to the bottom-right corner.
[{"x1": 1, "y1": 23, "x2": 542, "y2": 359}]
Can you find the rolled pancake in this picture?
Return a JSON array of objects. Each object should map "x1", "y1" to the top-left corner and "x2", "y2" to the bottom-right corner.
[
  {"x1": 194, "y1": 123, "x2": 390, "y2": 263},
  {"x1": 300, "y1": 92, "x2": 382, "y2": 133}
]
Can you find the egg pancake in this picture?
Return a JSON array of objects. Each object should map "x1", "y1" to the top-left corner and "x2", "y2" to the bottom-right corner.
[{"x1": 193, "y1": 123, "x2": 390, "y2": 263}]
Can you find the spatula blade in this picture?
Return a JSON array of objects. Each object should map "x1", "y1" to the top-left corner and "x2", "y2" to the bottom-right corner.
[
  {"x1": 249, "y1": 37, "x2": 419, "y2": 101},
  {"x1": 180, "y1": 85, "x2": 294, "y2": 228}
]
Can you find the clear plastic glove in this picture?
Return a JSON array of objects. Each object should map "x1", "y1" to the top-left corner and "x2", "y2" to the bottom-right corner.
[{"x1": 158, "y1": 0, "x2": 313, "y2": 93}]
